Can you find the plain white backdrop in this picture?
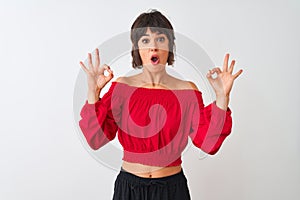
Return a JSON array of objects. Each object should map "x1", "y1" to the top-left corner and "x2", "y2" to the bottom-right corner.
[{"x1": 0, "y1": 0, "x2": 299, "y2": 199}]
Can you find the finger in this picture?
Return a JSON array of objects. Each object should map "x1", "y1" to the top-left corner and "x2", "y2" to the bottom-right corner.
[
  {"x1": 206, "y1": 70, "x2": 213, "y2": 80},
  {"x1": 95, "y1": 48, "x2": 100, "y2": 67},
  {"x1": 103, "y1": 64, "x2": 112, "y2": 74},
  {"x1": 208, "y1": 68, "x2": 221, "y2": 80},
  {"x1": 107, "y1": 71, "x2": 114, "y2": 81},
  {"x1": 211, "y1": 67, "x2": 222, "y2": 74},
  {"x1": 104, "y1": 69, "x2": 114, "y2": 82},
  {"x1": 228, "y1": 60, "x2": 235, "y2": 74},
  {"x1": 98, "y1": 64, "x2": 107, "y2": 74},
  {"x1": 88, "y1": 53, "x2": 93, "y2": 69},
  {"x1": 108, "y1": 69, "x2": 114, "y2": 76},
  {"x1": 223, "y1": 53, "x2": 229, "y2": 72},
  {"x1": 103, "y1": 64, "x2": 111, "y2": 71},
  {"x1": 79, "y1": 61, "x2": 89, "y2": 73},
  {"x1": 233, "y1": 69, "x2": 243, "y2": 79},
  {"x1": 100, "y1": 64, "x2": 112, "y2": 76}
]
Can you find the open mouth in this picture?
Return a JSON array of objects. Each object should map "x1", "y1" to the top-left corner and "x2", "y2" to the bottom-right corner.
[{"x1": 150, "y1": 55, "x2": 159, "y2": 65}]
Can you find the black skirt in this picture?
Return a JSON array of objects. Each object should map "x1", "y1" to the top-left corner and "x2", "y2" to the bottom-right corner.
[{"x1": 112, "y1": 168, "x2": 191, "y2": 200}]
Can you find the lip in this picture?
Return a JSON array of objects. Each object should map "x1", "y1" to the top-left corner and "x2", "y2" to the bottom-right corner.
[{"x1": 150, "y1": 54, "x2": 160, "y2": 65}]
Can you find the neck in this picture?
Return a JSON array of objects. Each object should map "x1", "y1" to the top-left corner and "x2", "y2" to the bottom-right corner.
[{"x1": 141, "y1": 68, "x2": 169, "y2": 86}]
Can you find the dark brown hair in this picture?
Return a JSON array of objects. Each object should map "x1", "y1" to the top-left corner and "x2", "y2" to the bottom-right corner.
[{"x1": 130, "y1": 10, "x2": 176, "y2": 69}]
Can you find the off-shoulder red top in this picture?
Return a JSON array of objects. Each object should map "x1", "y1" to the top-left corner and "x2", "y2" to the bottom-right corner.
[{"x1": 79, "y1": 81, "x2": 232, "y2": 167}]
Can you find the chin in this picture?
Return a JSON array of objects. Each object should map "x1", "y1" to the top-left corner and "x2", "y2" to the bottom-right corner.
[{"x1": 143, "y1": 63, "x2": 166, "y2": 71}]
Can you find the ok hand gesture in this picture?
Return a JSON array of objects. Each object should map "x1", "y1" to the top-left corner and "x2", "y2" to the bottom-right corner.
[
  {"x1": 206, "y1": 53, "x2": 243, "y2": 97},
  {"x1": 79, "y1": 48, "x2": 114, "y2": 93}
]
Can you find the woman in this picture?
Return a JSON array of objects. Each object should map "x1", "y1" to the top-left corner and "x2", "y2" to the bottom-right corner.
[{"x1": 79, "y1": 10, "x2": 242, "y2": 200}]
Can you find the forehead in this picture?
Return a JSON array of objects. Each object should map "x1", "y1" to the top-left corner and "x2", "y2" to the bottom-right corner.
[{"x1": 141, "y1": 27, "x2": 166, "y2": 36}]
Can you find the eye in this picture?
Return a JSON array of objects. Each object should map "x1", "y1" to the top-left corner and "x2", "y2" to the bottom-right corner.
[
  {"x1": 157, "y1": 37, "x2": 165, "y2": 42},
  {"x1": 141, "y1": 38, "x2": 150, "y2": 44}
]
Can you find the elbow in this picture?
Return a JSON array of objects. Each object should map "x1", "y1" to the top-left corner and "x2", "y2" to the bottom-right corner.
[
  {"x1": 192, "y1": 140, "x2": 218, "y2": 155},
  {"x1": 206, "y1": 147, "x2": 220, "y2": 155},
  {"x1": 78, "y1": 124, "x2": 104, "y2": 151},
  {"x1": 85, "y1": 134, "x2": 108, "y2": 151},
  {"x1": 196, "y1": 137, "x2": 226, "y2": 155},
  {"x1": 88, "y1": 143, "x2": 101, "y2": 151}
]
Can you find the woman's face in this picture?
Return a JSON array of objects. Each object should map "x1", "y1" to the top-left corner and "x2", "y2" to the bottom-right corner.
[{"x1": 137, "y1": 27, "x2": 169, "y2": 69}]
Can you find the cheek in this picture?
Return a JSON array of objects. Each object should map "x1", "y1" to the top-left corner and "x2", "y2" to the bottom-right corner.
[
  {"x1": 161, "y1": 50, "x2": 169, "y2": 61},
  {"x1": 138, "y1": 50, "x2": 148, "y2": 60}
]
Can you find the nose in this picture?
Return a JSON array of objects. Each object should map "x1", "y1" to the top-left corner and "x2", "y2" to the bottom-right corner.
[{"x1": 149, "y1": 40, "x2": 158, "y2": 52}]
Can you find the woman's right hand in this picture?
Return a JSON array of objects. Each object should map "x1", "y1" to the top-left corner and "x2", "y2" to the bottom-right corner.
[{"x1": 79, "y1": 48, "x2": 114, "y2": 93}]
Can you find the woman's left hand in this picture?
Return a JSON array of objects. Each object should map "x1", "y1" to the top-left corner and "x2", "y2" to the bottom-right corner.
[{"x1": 206, "y1": 53, "x2": 243, "y2": 97}]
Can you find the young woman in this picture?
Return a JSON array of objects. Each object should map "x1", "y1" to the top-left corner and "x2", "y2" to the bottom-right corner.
[{"x1": 79, "y1": 10, "x2": 243, "y2": 200}]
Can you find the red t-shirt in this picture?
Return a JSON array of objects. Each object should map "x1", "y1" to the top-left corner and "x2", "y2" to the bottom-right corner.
[{"x1": 79, "y1": 81, "x2": 232, "y2": 167}]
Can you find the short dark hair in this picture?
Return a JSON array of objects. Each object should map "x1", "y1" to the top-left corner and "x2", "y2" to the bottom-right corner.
[{"x1": 130, "y1": 10, "x2": 176, "y2": 69}]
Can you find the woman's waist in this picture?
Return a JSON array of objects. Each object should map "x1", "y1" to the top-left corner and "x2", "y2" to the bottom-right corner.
[
  {"x1": 122, "y1": 149, "x2": 183, "y2": 167},
  {"x1": 121, "y1": 161, "x2": 182, "y2": 178}
]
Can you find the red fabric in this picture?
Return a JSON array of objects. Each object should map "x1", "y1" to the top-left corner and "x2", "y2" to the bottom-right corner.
[{"x1": 79, "y1": 81, "x2": 232, "y2": 167}]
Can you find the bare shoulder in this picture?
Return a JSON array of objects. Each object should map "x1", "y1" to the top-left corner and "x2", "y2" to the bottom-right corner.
[
  {"x1": 186, "y1": 81, "x2": 199, "y2": 91},
  {"x1": 180, "y1": 80, "x2": 199, "y2": 91},
  {"x1": 170, "y1": 76, "x2": 199, "y2": 91},
  {"x1": 114, "y1": 74, "x2": 141, "y2": 86},
  {"x1": 115, "y1": 76, "x2": 127, "y2": 83},
  {"x1": 114, "y1": 76, "x2": 134, "y2": 84}
]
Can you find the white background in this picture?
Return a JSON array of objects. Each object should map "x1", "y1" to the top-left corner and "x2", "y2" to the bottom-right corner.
[{"x1": 0, "y1": 0, "x2": 299, "y2": 199}]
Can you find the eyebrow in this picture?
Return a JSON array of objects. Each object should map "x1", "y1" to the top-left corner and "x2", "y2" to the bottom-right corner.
[{"x1": 141, "y1": 33, "x2": 164, "y2": 37}]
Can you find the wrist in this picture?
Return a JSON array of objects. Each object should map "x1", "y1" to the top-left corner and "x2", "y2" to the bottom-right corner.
[
  {"x1": 87, "y1": 90, "x2": 101, "y2": 104},
  {"x1": 216, "y1": 92, "x2": 230, "y2": 98},
  {"x1": 88, "y1": 87, "x2": 101, "y2": 93},
  {"x1": 215, "y1": 95, "x2": 230, "y2": 111}
]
